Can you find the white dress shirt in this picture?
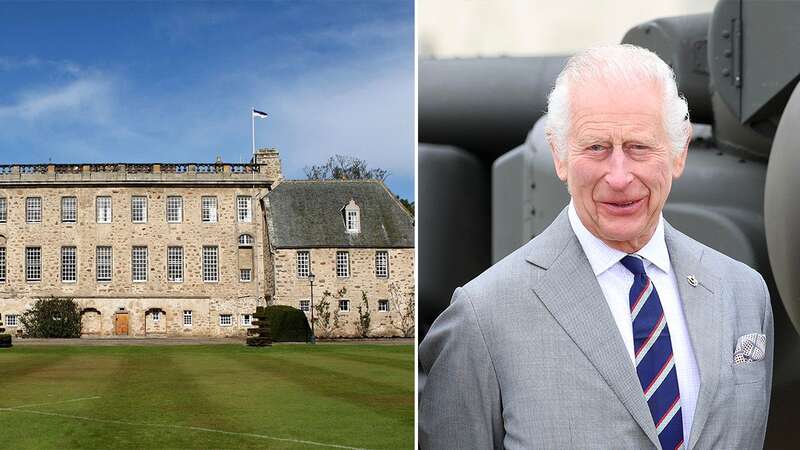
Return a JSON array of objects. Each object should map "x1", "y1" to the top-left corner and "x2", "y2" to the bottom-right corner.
[{"x1": 567, "y1": 201, "x2": 700, "y2": 441}]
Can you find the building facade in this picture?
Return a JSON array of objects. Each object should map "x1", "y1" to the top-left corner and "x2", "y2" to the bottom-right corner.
[
  {"x1": 263, "y1": 180, "x2": 415, "y2": 337},
  {"x1": 0, "y1": 150, "x2": 280, "y2": 337}
]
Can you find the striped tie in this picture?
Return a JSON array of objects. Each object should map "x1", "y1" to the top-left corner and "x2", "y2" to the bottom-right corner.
[{"x1": 621, "y1": 255, "x2": 684, "y2": 450}]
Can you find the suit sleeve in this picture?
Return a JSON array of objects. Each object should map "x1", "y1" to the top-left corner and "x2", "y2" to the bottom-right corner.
[
  {"x1": 419, "y1": 287, "x2": 504, "y2": 449},
  {"x1": 761, "y1": 275, "x2": 774, "y2": 439}
]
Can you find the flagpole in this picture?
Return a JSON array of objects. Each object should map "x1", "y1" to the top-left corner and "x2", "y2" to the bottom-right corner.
[{"x1": 251, "y1": 107, "x2": 256, "y2": 155}]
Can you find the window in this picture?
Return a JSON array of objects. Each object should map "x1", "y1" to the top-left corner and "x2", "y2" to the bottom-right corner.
[
  {"x1": 166, "y1": 196, "x2": 182, "y2": 223},
  {"x1": 96, "y1": 196, "x2": 112, "y2": 223},
  {"x1": 336, "y1": 251, "x2": 350, "y2": 277},
  {"x1": 61, "y1": 247, "x2": 77, "y2": 282},
  {"x1": 297, "y1": 251, "x2": 310, "y2": 278},
  {"x1": 26, "y1": 197, "x2": 42, "y2": 223},
  {"x1": 238, "y1": 235, "x2": 253, "y2": 283},
  {"x1": 201, "y1": 196, "x2": 218, "y2": 223},
  {"x1": 183, "y1": 310, "x2": 192, "y2": 326},
  {"x1": 0, "y1": 197, "x2": 6, "y2": 223},
  {"x1": 346, "y1": 210, "x2": 360, "y2": 233},
  {"x1": 299, "y1": 300, "x2": 310, "y2": 312},
  {"x1": 167, "y1": 246, "x2": 183, "y2": 282},
  {"x1": 60, "y1": 196, "x2": 77, "y2": 223},
  {"x1": 237, "y1": 196, "x2": 252, "y2": 222},
  {"x1": 131, "y1": 196, "x2": 147, "y2": 223},
  {"x1": 339, "y1": 299, "x2": 350, "y2": 313},
  {"x1": 219, "y1": 314, "x2": 233, "y2": 326},
  {"x1": 344, "y1": 199, "x2": 360, "y2": 233},
  {"x1": 202, "y1": 246, "x2": 218, "y2": 282},
  {"x1": 152, "y1": 311, "x2": 160, "y2": 321},
  {"x1": 378, "y1": 299, "x2": 390, "y2": 312},
  {"x1": 26, "y1": 247, "x2": 41, "y2": 282},
  {"x1": 96, "y1": 246, "x2": 112, "y2": 282},
  {"x1": 375, "y1": 251, "x2": 389, "y2": 278},
  {"x1": 0, "y1": 247, "x2": 5, "y2": 282},
  {"x1": 4, "y1": 314, "x2": 17, "y2": 327},
  {"x1": 241, "y1": 314, "x2": 252, "y2": 326},
  {"x1": 132, "y1": 246, "x2": 148, "y2": 282}
]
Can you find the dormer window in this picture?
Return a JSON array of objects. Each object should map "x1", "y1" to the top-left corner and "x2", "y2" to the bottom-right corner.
[{"x1": 343, "y1": 199, "x2": 361, "y2": 234}]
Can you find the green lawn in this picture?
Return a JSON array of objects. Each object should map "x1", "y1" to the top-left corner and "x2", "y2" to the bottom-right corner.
[{"x1": 0, "y1": 344, "x2": 414, "y2": 449}]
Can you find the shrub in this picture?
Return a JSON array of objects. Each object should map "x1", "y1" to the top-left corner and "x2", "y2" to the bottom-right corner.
[
  {"x1": 313, "y1": 288, "x2": 344, "y2": 338},
  {"x1": 263, "y1": 305, "x2": 311, "y2": 342},
  {"x1": 246, "y1": 306, "x2": 272, "y2": 347},
  {"x1": 20, "y1": 297, "x2": 82, "y2": 338},
  {"x1": 356, "y1": 291, "x2": 371, "y2": 338},
  {"x1": 0, "y1": 334, "x2": 11, "y2": 348}
]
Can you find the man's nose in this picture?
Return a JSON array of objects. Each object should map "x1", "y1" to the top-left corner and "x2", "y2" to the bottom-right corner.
[{"x1": 604, "y1": 147, "x2": 633, "y2": 190}]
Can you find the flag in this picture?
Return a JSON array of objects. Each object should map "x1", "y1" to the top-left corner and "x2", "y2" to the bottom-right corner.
[{"x1": 253, "y1": 109, "x2": 268, "y2": 119}]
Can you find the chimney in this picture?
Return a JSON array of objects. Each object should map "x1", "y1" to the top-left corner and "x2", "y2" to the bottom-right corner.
[{"x1": 251, "y1": 148, "x2": 282, "y2": 181}]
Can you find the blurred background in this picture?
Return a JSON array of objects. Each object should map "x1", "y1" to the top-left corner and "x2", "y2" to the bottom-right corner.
[{"x1": 419, "y1": 0, "x2": 716, "y2": 58}]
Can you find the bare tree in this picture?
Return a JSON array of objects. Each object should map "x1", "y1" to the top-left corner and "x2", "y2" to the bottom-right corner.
[
  {"x1": 304, "y1": 155, "x2": 389, "y2": 182},
  {"x1": 387, "y1": 283, "x2": 415, "y2": 338},
  {"x1": 313, "y1": 287, "x2": 346, "y2": 338}
]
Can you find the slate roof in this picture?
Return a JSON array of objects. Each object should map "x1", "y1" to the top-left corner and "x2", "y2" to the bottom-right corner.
[{"x1": 264, "y1": 180, "x2": 414, "y2": 248}]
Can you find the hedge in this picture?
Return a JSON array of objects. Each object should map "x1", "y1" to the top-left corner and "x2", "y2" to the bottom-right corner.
[
  {"x1": 263, "y1": 305, "x2": 311, "y2": 342},
  {"x1": 246, "y1": 306, "x2": 272, "y2": 347}
]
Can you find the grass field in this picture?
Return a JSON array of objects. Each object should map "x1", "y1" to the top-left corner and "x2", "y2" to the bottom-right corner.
[{"x1": 0, "y1": 344, "x2": 414, "y2": 449}]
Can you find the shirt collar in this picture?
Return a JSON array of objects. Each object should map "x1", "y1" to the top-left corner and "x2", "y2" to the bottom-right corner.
[{"x1": 567, "y1": 200, "x2": 671, "y2": 276}]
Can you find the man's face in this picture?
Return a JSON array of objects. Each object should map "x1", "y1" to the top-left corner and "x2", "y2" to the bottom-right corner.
[{"x1": 549, "y1": 79, "x2": 689, "y2": 253}]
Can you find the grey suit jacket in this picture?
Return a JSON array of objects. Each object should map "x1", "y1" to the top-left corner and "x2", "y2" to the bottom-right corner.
[{"x1": 419, "y1": 210, "x2": 773, "y2": 450}]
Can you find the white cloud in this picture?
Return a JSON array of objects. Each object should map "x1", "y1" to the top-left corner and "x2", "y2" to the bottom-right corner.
[
  {"x1": 0, "y1": 76, "x2": 113, "y2": 121},
  {"x1": 0, "y1": 56, "x2": 81, "y2": 75},
  {"x1": 272, "y1": 67, "x2": 414, "y2": 177}
]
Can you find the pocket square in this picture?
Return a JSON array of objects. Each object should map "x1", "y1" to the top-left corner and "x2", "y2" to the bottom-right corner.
[{"x1": 734, "y1": 333, "x2": 766, "y2": 364}]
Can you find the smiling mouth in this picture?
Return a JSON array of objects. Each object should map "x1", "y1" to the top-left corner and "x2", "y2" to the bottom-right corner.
[{"x1": 600, "y1": 198, "x2": 644, "y2": 214}]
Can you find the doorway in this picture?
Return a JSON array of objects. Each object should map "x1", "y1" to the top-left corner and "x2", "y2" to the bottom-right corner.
[{"x1": 114, "y1": 311, "x2": 129, "y2": 336}]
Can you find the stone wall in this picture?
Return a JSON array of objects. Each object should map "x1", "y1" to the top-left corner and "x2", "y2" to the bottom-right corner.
[
  {"x1": 0, "y1": 185, "x2": 268, "y2": 337},
  {"x1": 252, "y1": 149, "x2": 282, "y2": 182},
  {"x1": 270, "y1": 247, "x2": 415, "y2": 337},
  {"x1": 0, "y1": 296, "x2": 258, "y2": 337}
]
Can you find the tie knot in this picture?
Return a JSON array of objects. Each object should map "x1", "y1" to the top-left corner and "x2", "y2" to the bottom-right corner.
[{"x1": 620, "y1": 255, "x2": 646, "y2": 275}]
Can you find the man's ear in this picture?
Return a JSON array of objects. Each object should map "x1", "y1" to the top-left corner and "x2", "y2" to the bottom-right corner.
[
  {"x1": 547, "y1": 132, "x2": 568, "y2": 182},
  {"x1": 672, "y1": 123, "x2": 692, "y2": 179}
]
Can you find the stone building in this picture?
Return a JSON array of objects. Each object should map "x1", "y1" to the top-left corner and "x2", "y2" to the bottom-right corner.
[
  {"x1": 263, "y1": 180, "x2": 415, "y2": 337},
  {"x1": 0, "y1": 150, "x2": 281, "y2": 337}
]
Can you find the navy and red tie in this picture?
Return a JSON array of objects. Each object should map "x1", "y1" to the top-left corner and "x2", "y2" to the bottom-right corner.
[{"x1": 620, "y1": 255, "x2": 684, "y2": 450}]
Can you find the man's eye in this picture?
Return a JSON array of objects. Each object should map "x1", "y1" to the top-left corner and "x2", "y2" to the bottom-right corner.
[
  {"x1": 587, "y1": 144, "x2": 606, "y2": 152},
  {"x1": 629, "y1": 144, "x2": 650, "y2": 150}
]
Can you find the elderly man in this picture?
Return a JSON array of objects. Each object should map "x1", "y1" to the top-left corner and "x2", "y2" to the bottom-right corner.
[{"x1": 419, "y1": 45, "x2": 773, "y2": 450}]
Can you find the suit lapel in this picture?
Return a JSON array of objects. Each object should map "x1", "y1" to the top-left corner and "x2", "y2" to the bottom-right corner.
[
  {"x1": 527, "y1": 212, "x2": 661, "y2": 448},
  {"x1": 664, "y1": 225, "x2": 722, "y2": 450}
]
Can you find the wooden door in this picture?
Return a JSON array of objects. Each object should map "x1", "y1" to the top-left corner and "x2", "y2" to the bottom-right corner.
[{"x1": 115, "y1": 313, "x2": 129, "y2": 335}]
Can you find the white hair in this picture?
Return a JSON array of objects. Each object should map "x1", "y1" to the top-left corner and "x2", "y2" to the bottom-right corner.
[{"x1": 546, "y1": 44, "x2": 690, "y2": 159}]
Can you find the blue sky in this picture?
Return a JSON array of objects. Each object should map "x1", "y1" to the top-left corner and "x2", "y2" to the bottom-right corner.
[{"x1": 0, "y1": 1, "x2": 414, "y2": 200}]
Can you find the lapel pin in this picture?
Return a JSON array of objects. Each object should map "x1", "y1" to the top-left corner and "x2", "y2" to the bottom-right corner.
[{"x1": 687, "y1": 275, "x2": 698, "y2": 287}]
